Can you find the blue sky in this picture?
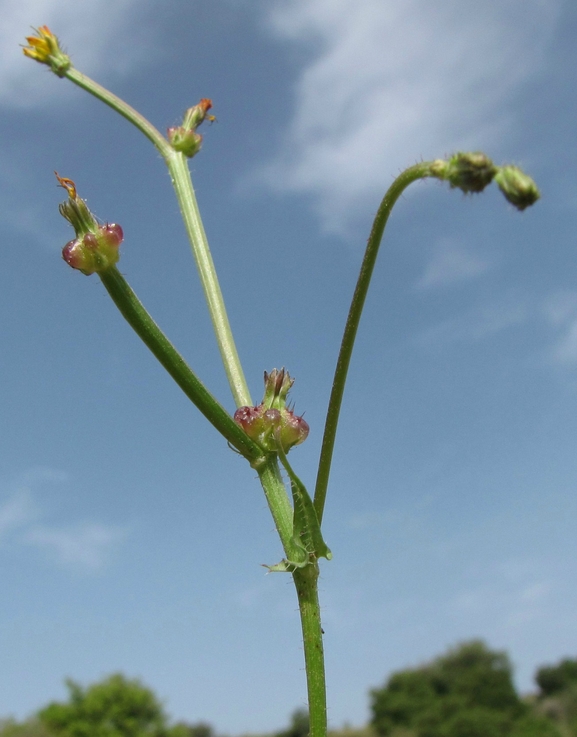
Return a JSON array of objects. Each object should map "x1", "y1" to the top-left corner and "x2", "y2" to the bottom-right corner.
[{"x1": 1, "y1": 0, "x2": 577, "y2": 733}]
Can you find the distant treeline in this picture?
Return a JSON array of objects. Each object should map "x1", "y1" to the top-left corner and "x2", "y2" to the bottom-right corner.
[{"x1": 1, "y1": 641, "x2": 576, "y2": 737}]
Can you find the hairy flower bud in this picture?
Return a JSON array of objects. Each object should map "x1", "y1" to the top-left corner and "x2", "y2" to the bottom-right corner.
[
  {"x1": 430, "y1": 152, "x2": 497, "y2": 193},
  {"x1": 22, "y1": 26, "x2": 71, "y2": 76},
  {"x1": 494, "y1": 165, "x2": 540, "y2": 211},
  {"x1": 234, "y1": 369, "x2": 309, "y2": 453},
  {"x1": 167, "y1": 99, "x2": 215, "y2": 158}
]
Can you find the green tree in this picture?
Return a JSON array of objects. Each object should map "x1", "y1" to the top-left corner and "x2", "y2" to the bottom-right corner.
[
  {"x1": 0, "y1": 720, "x2": 52, "y2": 737},
  {"x1": 37, "y1": 674, "x2": 169, "y2": 737},
  {"x1": 370, "y1": 641, "x2": 560, "y2": 737},
  {"x1": 276, "y1": 709, "x2": 310, "y2": 737},
  {"x1": 536, "y1": 660, "x2": 577, "y2": 698}
]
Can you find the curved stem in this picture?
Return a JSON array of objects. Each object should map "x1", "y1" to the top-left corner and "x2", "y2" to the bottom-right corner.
[
  {"x1": 313, "y1": 162, "x2": 433, "y2": 522},
  {"x1": 99, "y1": 266, "x2": 262, "y2": 462},
  {"x1": 167, "y1": 153, "x2": 252, "y2": 407},
  {"x1": 64, "y1": 68, "x2": 173, "y2": 160}
]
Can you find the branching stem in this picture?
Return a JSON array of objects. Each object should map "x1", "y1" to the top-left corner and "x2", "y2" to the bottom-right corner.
[
  {"x1": 64, "y1": 67, "x2": 251, "y2": 407},
  {"x1": 99, "y1": 266, "x2": 260, "y2": 461}
]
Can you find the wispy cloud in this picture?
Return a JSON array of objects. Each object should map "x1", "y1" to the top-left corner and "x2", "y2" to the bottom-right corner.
[
  {"x1": 0, "y1": 468, "x2": 127, "y2": 572},
  {"x1": 0, "y1": 0, "x2": 150, "y2": 108},
  {"x1": 451, "y1": 577, "x2": 552, "y2": 628},
  {"x1": 541, "y1": 290, "x2": 577, "y2": 366},
  {"x1": 24, "y1": 522, "x2": 127, "y2": 571},
  {"x1": 261, "y1": 0, "x2": 561, "y2": 233},
  {"x1": 415, "y1": 291, "x2": 528, "y2": 347},
  {"x1": 0, "y1": 489, "x2": 37, "y2": 538},
  {"x1": 416, "y1": 238, "x2": 491, "y2": 290}
]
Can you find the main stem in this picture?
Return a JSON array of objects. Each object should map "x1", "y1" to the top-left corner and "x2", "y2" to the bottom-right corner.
[
  {"x1": 255, "y1": 460, "x2": 327, "y2": 737},
  {"x1": 314, "y1": 163, "x2": 432, "y2": 522},
  {"x1": 293, "y1": 564, "x2": 326, "y2": 737}
]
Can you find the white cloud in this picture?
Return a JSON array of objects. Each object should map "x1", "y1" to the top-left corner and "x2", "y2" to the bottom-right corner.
[
  {"x1": 25, "y1": 522, "x2": 127, "y2": 571},
  {"x1": 0, "y1": 0, "x2": 151, "y2": 108},
  {"x1": 261, "y1": 0, "x2": 561, "y2": 233},
  {"x1": 416, "y1": 238, "x2": 491, "y2": 290},
  {"x1": 415, "y1": 291, "x2": 528, "y2": 347},
  {"x1": 0, "y1": 468, "x2": 127, "y2": 571}
]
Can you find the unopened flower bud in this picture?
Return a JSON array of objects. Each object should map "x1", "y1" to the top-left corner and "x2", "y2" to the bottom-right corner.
[
  {"x1": 22, "y1": 25, "x2": 71, "y2": 77},
  {"x1": 494, "y1": 165, "x2": 540, "y2": 211},
  {"x1": 56, "y1": 173, "x2": 123, "y2": 275},
  {"x1": 233, "y1": 369, "x2": 309, "y2": 453},
  {"x1": 167, "y1": 99, "x2": 215, "y2": 158},
  {"x1": 182, "y1": 99, "x2": 215, "y2": 129},
  {"x1": 430, "y1": 152, "x2": 497, "y2": 193}
]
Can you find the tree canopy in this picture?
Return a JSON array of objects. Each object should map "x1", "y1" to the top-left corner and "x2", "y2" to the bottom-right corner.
[{"x1": 370, "y1": 641, "x2": 561, "y2": 737}]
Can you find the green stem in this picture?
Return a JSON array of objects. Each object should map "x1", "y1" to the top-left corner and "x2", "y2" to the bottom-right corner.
[
  {"x1": 99, "y1": 266, "x2": 262, "y2": 462},
  {"x1": 64, "y1": 67, "x2": 251, "y2": 407},
  {"x1": 64, "y1": 68, "x2": 173, "y2": 160},
  {"x1": 314, "y1": 162, "x2": 433, "y2": 522},
  {"x1": 256, "y1": 457, "x2": 295, "y2": 555},
  {"x1": 167, "y1": 153, "x2": 252, "y2": 407},
  {"x1": 293, "y1": 564, "x2": 327, "y2": 737}
]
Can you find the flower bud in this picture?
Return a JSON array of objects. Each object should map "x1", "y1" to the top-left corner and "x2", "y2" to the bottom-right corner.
[
  {"x1": 182, "y1": 99, "x2": 215, "y2": 129},
  {"x1": 430, "y1": 152, "x2": 497, "y2": 193},
  {"x1": 167, "y1": 99, "x2": 215, "y2": 158},
  {"x1": 494, "y1": 165, "x2": 540, "y2": 211},
  {"x1": 56, "y1": 173, "x2": 123, "y2": 275},
  {"x1": 22, "y1": 25, "x2": 71, "y2": 77},
  {"x1": 233, "y1": 369, "x2": 309, "y2": 453}
]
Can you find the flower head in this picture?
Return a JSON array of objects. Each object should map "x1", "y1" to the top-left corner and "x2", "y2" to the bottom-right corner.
[
  {"x1": 234, "y1": 369, "x2": 309, "y2": 453},
  {"x1": 56, "y1": 173, "x2": 123, "y2": 276},
  {"x1": 23, "y1": 26, "x2": 71, "y2": 76},
  {"x1": 430, "y1": 152, "x2": 497, "y2": 194}
]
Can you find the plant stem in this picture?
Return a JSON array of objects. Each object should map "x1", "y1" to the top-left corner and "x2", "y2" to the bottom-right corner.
[
  {"x1": 99, "y1": 266, "x2": 262, "y2": 462},
  {"x1": 314, "y1": 162, "x2": 432, "y2": 522},
  {"x1": 257, "y1": 457, "x2": 296, "y2": 555},
  {"x1": 64, "y1": 67, "x2": 251, "y2": 407},
  {"x1": 293, "y1": 564, "x2": 327, "y2": 737},
  {"x1": 64, "y1": 68, "x2": 173, "y2": 159},
  {"x1": 167, "y1": 153, "x2": 252, "y2": 407}
]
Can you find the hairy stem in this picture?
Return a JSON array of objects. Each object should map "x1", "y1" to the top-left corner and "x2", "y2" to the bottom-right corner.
[
  {"x1": 293, "y1": 564, "x2": 327, "y2": 737},
  {"x1": 257, "y1": 457, "x2": 296, "y2": 555},
  {"x1": 314, "y1": 162, "x2": 432, "y2": 522},
  {"x1": 99, "y1": 266, "x2": 261, "y2": 462},
  {"x1": 167, "y1": 153, "x2": 252, "y2": 407}
]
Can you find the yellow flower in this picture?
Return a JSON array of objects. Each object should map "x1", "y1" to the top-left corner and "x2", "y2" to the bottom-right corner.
[{"x1": 23, "y1": 26, "x2": 71, "y2": 76}]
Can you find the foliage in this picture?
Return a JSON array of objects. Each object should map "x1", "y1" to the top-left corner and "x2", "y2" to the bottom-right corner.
[
  {"x1": 37, "y1": 674, "x2": 170, "y2": 737},
  {"x1": 537, "y1": 661, "x2": 577, "y2": 698},
  {"x1": 275, "y1": 711, "x2": 310, "y2": 737},
  {"x1": 370, "y1": 641, "x2": 562, "y2": 737},
  {"x1": 0, "y1": 720, "x2": 52, "y2": 737},
  {"x1": 533, "y1": 657, "x2": 577, "y2": 737},
  {"x1": 169, "y1": 724, "x2": 215, "y2": 737}
]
